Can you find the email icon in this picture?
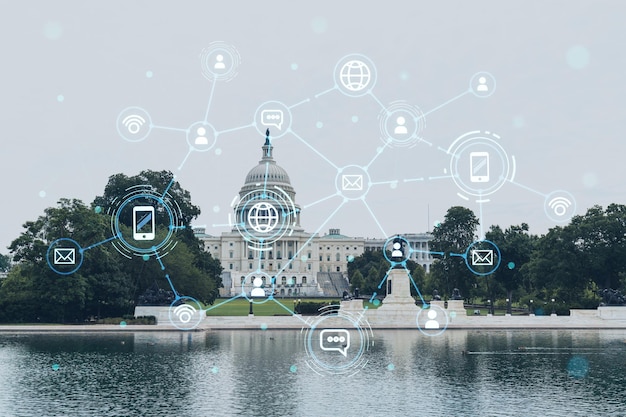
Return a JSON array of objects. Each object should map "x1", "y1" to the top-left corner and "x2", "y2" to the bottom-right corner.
[
  {"x1": 471, "y1": 249, "x2": 493, "y2": 266},
  {"x1": 342, "y1": 174, "x2": 363, "y2": 191},
  {"x1": 54, "y1": 248, "x2": 76, "y2": 265}
]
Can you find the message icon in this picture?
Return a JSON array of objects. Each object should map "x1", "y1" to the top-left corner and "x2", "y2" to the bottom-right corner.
[
  {"x1": 341, "y1": 175, "x2": 363, "y2": 191},
  {"x1": 320, "y1": 329, "x2": 350, "y2": 357},
  {"x1": 471, "y1": 249, "x2": 493, "y2": 266},
  {"x1": 261, "y1": 109, "x2": 284, "y2": 130},
  {"x1": 54, "y1": 248, "x2": 76, "y2": 265}
]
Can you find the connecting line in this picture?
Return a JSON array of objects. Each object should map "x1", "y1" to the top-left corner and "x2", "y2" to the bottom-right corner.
[
  {"x1": 263, "y1": 162, "x2": 270, "y2": 191},
  {"x1": 407, "y1": 270, "x2": 427, "y2": 306},
  {"x1": 288, "y1": 98, "x2": 311, "y2": 109},
  {"x1": 290, "y1": 131, "x2": 339, "y2": 170},
  {"x1": 507, "y1": 180, "x2": 547, "y2": 198},
  {"x1": 161, "y1": 177, "x2": 176, "y2": 200},
  {"x1": 216, "y1": 123, "x2": 255, "y2": 135},
  {"x1": 421, "y1": 89, "x2": 470, "y2": 119},
  {"x1": 403, "y1": 177, "x2": 425, "y2": 183},
  {"x1": 273, "y1": 200, "x2": 347, "y2": 276},
  {"x1": 204, "y1": 81, "x2": 218, "y2": 122},
  {"x1": 155, "y1": 251, "x2": 166, "y2": 270},
  {"x1": 427, "y1": 174, "x2": 453, "y2": 181},
  {"x1": 361, "y1": 200, "x2": 387, "y2": 238},
  {"x1": 477, "y1": 197, "x2": 485, "y2": 240},
  {"x1": 353, "y1": 305, "x2": 370, "y2": 323},
  {"x1": 367, "y1": 91, "x2": 387, "y2": 111},
  {"x1": 204, "y1": 294, "x2": 243, "y2": 313},
  {"x1": 81, "y1": 235, "x2": 119, "y2": 252},
  {"x1": 177, "y1": 148, "x2": 194, "y2": 171},
  {"x1": 164, "y1": 274, "x2": 180, "y2": 298},
  {"x1": 314, "y1": 86, "x2": 337, "y2": 99},
  {"x1": 449, "y1": 251, "x2": 466, "y2": 260},
  {"x1": 365, "y1": 139, "x2": 391, "y2": 169},
  {"x1": 369, "y1": 179, "x2": 399, "y2": 187},
  {"x1": 376, "y1": 270, "x2": 391, "y2": 291},
  {"x1": 414, "y1": 249, "x2": 445, "y2": 257},
  {"x1": 303, "y1": 193, "x2": 341, "y2": 210},
  {"x1": 272, "y1": 299, "x2": 311, "y2": 326},
  {"x1": 151, "y1": 125, "x2": 188, "y2": 133}
]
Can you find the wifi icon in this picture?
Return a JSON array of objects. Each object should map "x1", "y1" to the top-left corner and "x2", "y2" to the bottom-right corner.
[
  {"x1": 173, "y1": 304, "x2": 197, "y2": 324},
  {"x1": 548, "y1": 196, "x2": 572, "y2": 217},
  {"x1": 122, "y1": 114, "x2": 146, "y2": 134}
]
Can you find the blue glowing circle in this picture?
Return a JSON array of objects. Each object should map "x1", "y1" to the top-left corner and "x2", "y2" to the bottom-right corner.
[
  {"x1": 416, "y1": 304, "x2": 449, "y2": 336},
  {"x1": 333, "y1": 54, "x2": 377, "y2": 97},
  {"x1": 253, "y1": 100, "x2": 293, "y2": 139},
  {"x1": 46, "y1": 238, "x2": 84, "y2": 275},
  {"x1": 464, "y1": 240, "x2": 502, "y2": 276},
  {"x1": 168, "y1": 296, "x2": 203, "y2": 331},
  {"x1": 116, "y1": 107, "x2": 153, "y2": 143}
]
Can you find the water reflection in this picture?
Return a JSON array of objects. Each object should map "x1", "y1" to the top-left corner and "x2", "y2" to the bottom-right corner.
[{"x1": 0, "y1": 330, "x2": 623, "y2": 416}]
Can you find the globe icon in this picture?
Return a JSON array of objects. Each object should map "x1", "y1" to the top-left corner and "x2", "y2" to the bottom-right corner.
[
  {"x1": 339, "y1": 60, "x2": 371, "y2": 92},
  {"x1": 247, "y1": 202, "x2": 280, "y2": 233}
]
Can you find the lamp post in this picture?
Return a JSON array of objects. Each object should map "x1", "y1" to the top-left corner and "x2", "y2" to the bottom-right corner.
[
  {"x1": 249, "y1": 300, "x2": 253, "y2": 316},
  {"x1": 551, "y1": 298, "x2": 556, "y2": 315},
  {"x1": 487, "y1": 299, "x2": 493, "y2": 316},
  {"x1": 506, "y1": 298, "x2": 512, "y2": 316},
  {"x1": 529, "y1": 299, "x2": 534, "y2": 315}
]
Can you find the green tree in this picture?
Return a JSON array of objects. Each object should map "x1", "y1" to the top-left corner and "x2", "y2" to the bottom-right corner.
[
  {"x1": 0, "y1": 254, "x2": 10, "y2": 272},
  {"x1": 429, "y1": 206, "x2": 479, "y2": 299}
]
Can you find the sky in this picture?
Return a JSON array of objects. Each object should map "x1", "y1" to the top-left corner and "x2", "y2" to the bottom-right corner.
[{"x1": 1, "y1": 0, "x2": 625, "y2": 253}]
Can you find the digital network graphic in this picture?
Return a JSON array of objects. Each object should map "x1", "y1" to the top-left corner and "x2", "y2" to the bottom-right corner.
[{"x1": 47, "y1": 41, "x2": 576, "y2": 376}]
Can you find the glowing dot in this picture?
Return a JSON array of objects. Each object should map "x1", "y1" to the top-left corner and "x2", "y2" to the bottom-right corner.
[
  {"x1": 119, "y1": 321, "x2": 127, "y2": 328},
  {"x1": 94, "y1": 206, "x2": 102, "y2": 214},
  {"x1": 508, "y1": 262, "x2": 515, "y2": 270},
  {"x1": 39, "y1": 190, "x2": 46, "y2": 198},
  {"x1": 387, "y1": 363, "x2": 395, "y2": 371},
  {"x1": 260, "y1": 323, "x2": 268, "y2": 330},
  {"x1": 376, "y1": 146, "x2": 383, "y2": 153},
  {"x1": 582, "y1": 172, "x2": 598, "y2": 188},
  {"x1": 443, "y1": 168, "x2": 448, "y2": 174},
  {"x1": 290, "y1": 365, "x2": 298, "y2": 373},
  {"x1": 351, "y1": 115, "x2": 359, "y2": 123},
  {"x1": 146, "y1": 70, "x2": 153, "y2": 78},
  {"x1": 513, "y1": 115, "x2": 525, "y2": 128},
  {"x1": 373, "y1": 299, "x2": 381, "y2": 306},
  {"x1": 211, "y1": 366, "x2": 219, "y2": 374},
  {"x1": 57, "y1": 95, "x2": 64, "y2": 103},
  {"x1": 316, "y1": 121, "x2": 324, "y2": 128},
  {"x1": 347, "y1": 255, "x2": 355, "y2": 262},
  {"x1": 51, "y1": 364, "x2": 60, "y2": 371},
  {"x1": 291, "y1": 63, "x2": 298, "y2": 70},
  {"x1": 215, "y1": 148, "x2": 222, "y2": 156},
  {"x1": 142, "y1": 254, "x2": 150, "y2": 261},
  {"x1": 567, "y1": 45, "x2": 590, "y2": 69},
  {"x1": 300, "y1": 255, "x2": 308, "y2": 262},
  {"x1": 433, "y1": 221, "x2": 441, "y2": 228},
  {"x1": 43, "y1": 21, "x2": 63, "y2": 40},
  {"x1": 390, "y1": 181, "x2": 398, "y2": 189},
  {"x1": 399, "y1": 71, "x2": 409, "y2": 81},
  {"x1": 450, "y1": 311, "x2": 457, "y2": 318},
  {"x1": 567, "y1": 356, "x2": 589, "y2": 379},
  {"x1": 311, "y1": 17, "x2": 328, "y2": 34},
  {"x1": 213, "y1": 205, "x2": 220, "y2": 213}
]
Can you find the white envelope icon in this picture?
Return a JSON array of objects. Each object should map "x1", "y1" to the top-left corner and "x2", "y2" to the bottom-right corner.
[
  {"x1": 471, "y1": 249, "x2": 493, "y2": 266},
  {"x1": 342, "y1": 174, "x2": 363, "y2": 191},
  {"x1": 54, "y1": 248, "x2": 76, "y2": 265}
]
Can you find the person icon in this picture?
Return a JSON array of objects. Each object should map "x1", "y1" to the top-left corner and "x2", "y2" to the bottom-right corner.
[
  {"x1": 214, "y1": 54, "x2": 226, "y2": 70},
  {"x1": 391, "y1": 241, "x2": 403, "y2": 258},
  {"x1": 195, "y1": 127, "x2": 208, "y2": 145},
  {"x1": 393, "y1": 116, "x2": 408, "y2": 135},
  {"x1": 251, "y1": 277, "x2": 265, "y2": 298},
  {"x1": 476, "y1": 76, "x2": 489, "y2": 92},
  {"x1": 425, "y1": 309, "x2": 440, "y2": 329}
]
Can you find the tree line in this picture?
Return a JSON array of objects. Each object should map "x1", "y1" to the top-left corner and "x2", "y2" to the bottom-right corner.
[
  {"x1": 348, "y1": 205, "x2": 626, "y2": 312},
  {"x1": 0, "y1": 170, "x2": 222, "y2": 323}
]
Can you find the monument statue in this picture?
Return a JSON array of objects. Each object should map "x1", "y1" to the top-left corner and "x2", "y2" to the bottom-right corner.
[
  {"x1": 598, "y1": 288, "x2": 626, "y2": 306},
  {"x1": 451, "y1": 288, "x2": 462, "y2": 300},
  {"x1": 137, "y1": 281, "x2": 176, "y2": 306},
  {"x1": 432, "y1": 289, "x2": 441, "y2": 301}
]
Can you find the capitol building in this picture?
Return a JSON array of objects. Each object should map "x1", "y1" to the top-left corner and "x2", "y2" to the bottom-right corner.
[{"x1": 195, "y1": 135, "x2": 433, "y2": 298}]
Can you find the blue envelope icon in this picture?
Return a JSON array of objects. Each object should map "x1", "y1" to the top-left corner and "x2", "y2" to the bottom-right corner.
[
  {"x1": 471, "y1": 249, "x2": 493, "y2": 266},
  {"x1": 54, "y1": 248, "x2": 76, "y2": 265}
]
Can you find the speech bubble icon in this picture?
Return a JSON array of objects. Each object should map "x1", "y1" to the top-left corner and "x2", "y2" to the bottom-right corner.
[
  {"x1": 261, "y1": 109, "x2": 283, "y2": 130},
  {"x1": 320, "y1": 329, "x2": 350, "y2": 357}
]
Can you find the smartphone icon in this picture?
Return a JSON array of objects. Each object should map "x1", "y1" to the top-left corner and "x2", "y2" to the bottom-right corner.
[
  {"x1": 133, "y1": 206, "x2": 155, "y2": 241},
  {"x1": 470, "y1": 151, "x2": 489, "y2": 182}
]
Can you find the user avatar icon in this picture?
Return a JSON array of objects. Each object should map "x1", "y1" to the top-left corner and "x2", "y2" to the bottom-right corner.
[
  {"x1": 425, "y1": 309, "x2": 440, "y2": 329},
  {"x1": 476, "y1": 76, "x2": 489, "y2": 92},
  {"x1": 195, "y1": 127, "x2": 208, "y2": 145},
  {"x1": 393, "y1": 116, "x2": 408, "y2": 135},
  {"x1": 251, "y1": 277, "x2": 265, "y2": 298},
  {"x1": 391, "y1": 242, "x2": 403, "y2": 258},
  {"x1": 214, "y1": 54, "x2": 226, "y2": 70}
]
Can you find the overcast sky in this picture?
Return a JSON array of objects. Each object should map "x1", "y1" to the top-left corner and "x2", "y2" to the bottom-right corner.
[{"x1": 1, "y1": 0, "x2": 625, "y2": 252}]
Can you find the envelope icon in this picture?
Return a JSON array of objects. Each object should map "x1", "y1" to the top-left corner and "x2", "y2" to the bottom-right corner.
[
  {"x1": 471, "y1": 249, "x2": 493, "y2": 266},
  {"x1": 342, "y1": 174, "x2": 363, "y2": 191},
  {"x1": 54, "y1": 248, "x2": 76, "y2": 265}
]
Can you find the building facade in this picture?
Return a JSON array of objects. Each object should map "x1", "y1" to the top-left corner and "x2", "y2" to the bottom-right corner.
[{"x1": 196, "y1": 136, "x2": 433, "y2": 298}]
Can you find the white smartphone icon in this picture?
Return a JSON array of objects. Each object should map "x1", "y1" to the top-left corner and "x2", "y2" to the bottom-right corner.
[
  {"x1": 470, "y1": 151, "x2": 489, "y2": 182},
  {"x1": 133, "y1": 206, "x2": 155, "y2": 241}
]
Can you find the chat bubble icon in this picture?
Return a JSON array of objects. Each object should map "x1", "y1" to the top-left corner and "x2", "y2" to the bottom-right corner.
[
  {"x1": 261, "y1": 109, "x2": 283, "y2": 130},
  {"x1": 320, "y1": 329, "x2": 350, "y2": 357}
]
